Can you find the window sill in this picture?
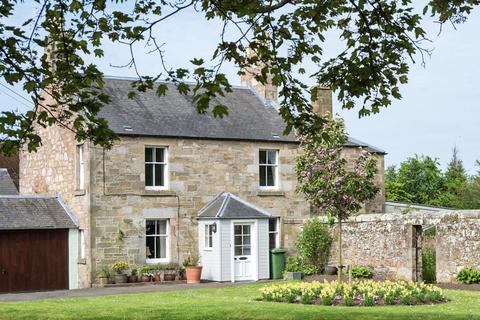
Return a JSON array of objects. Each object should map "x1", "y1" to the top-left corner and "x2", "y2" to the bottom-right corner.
[
  {"x1": 203, "y1": 248, "x2": 213, "y2": 251},
  {"x1": 74, "y1": 189, "x2": 86, "y2": 196},
  {"x1": 146, "y1": 259, "x2": 169, "y2": 264},
  {"x1": 257, "y1": 190, "x2": 285, "y2": 197},
  {"x1": 77, "y1": 258, "x2": 86, "y2": 265},
  {"x1": 143, "y1": 189, "x2": 176, "y2": 196}
]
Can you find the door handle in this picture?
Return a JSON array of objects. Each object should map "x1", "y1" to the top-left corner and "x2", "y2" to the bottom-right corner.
[
  {"x1": 1, "y1": 269, "x2": 6, "y2": 276},
  {"x1": 239, "y1": 257, "x2": 248, "y2": 261}
]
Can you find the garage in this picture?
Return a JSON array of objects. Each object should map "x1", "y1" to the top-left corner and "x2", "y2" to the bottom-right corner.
[
  {"x1": 197, "y1": 192, "x2": 276, "y2": 282},
  {"x1": 0, "y1": 195, "x2": 79, "y2": 293}
]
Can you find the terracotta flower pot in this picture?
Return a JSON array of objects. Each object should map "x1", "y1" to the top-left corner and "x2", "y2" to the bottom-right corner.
[
  {"x1": 141, "y1": 275, "x2": 151, "y2": 282},
  {"x1": 185, "y1": 266, "x2": 202, "y2": 284},
  {"x1": 128, "y1": 275, "x2": 138, "y2": 283}
]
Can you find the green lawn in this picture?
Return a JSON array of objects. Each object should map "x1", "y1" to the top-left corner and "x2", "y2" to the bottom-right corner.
[{"x1": 0, "y1": 283, "x2": 479, "y2": 320}]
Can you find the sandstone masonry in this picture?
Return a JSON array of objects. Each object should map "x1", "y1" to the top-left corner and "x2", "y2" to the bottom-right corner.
[{"x1": 329, "y1": 210, "x2": 480, "y2": 283}]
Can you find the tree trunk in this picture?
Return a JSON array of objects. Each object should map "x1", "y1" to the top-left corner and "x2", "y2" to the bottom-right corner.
[{"x1": 338, "y1": 218, "x2": 343, "y2": 283}]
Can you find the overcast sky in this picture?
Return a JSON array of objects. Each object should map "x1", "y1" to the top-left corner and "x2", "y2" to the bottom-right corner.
[{"x1": 1, "y1": 3, "x2": 479, "y2": 173}]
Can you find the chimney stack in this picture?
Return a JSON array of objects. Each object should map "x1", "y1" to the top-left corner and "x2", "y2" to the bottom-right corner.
[
  {"x1": 311, "y1": 85, "x2": 332, "y2": 119},
  {"x1": 240, "y1": 47, "x2": 278, "y2": 104}
]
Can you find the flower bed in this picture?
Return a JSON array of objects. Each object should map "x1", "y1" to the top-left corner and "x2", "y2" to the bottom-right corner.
[{"x1": 259, "y1": 280, "x2": 446, "y2": 306}]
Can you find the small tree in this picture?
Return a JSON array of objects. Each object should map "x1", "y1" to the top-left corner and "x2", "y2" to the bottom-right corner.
[{"x1": 295, "y1": 117, "x2": 378, "y2": 282}]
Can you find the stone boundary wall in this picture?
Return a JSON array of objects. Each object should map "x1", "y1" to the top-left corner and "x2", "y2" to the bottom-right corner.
[{"x1": 328, "y1": 210, "x2": 480, "y2": 283}]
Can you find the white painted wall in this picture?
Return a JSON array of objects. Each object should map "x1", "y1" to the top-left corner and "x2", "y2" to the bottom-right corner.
[
  {"x1": 198, "y1": 219, "x2": 221, "y2": 281},
  {"x1": 68, "y1": 228, "x2": 79, "y2": 289},
  {"x1": 220, "y1": 219, "x2": 232, "y2": 281},
  {"x1": 257, "y1": 219, "x2": 270, "y2": 280}
]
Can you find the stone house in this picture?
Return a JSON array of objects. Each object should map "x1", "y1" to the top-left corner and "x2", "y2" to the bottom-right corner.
[{"x1": 20, "y1": 71, "x2": 385, "y2": 288}]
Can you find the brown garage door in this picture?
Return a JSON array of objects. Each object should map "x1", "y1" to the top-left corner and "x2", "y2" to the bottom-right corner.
[{"x1": 0, "y1": 229, "x2": 69, "y2": 292}]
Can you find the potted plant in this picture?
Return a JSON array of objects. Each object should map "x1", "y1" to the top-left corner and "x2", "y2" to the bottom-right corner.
[
  {"x1": 128, "y1": 268, "x2": 138, "y2": 283},
  {"x1": 164, "y1": 262, "x2": 179, "y2": 281},
  {"x1": 97, "y1": 266, "x2": 112, "y2": 286},
  {"x1": 140, "y1": 265, "x2": 152, "y2": 282},
  {"x1": 112, "y1": 261, "x2": 129, "y2": 284},
  {"x1": 153, "y1": 265, "x2": 162, "y2": 282},
  {"x1": 183, "y1": 255, "x2": 202, "y2": 284}
]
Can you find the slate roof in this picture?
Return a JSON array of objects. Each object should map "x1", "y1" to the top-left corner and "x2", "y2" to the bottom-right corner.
[
  {"x1": 0, "y1": 195, "x2": 78, "y2": 230},
  {"x1": 198, "y1": 192, "x2": 272, "y2": 220},
  {"x1": 0, "y1": 168, "x2": 18, "y2": 195},
  {"x1": 98, "y1": 77, "x2": 385, "y2": 153}
]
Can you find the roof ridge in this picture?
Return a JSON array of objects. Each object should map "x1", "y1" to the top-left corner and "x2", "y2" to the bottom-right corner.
[
  {"x1": 56, "y1": 193, "x2": 79, "y2": 226},
  {"x1": 103, "y1": 75, "x2": 253, "y2": 91},
  {"x1": 217, "y1": 192, "x2": 231, "y2": 218},
  {"x1": 0, "y1": 194, "x2": 57, "y2": 199},
  {"x1": 198, "y1": 192, "x2": 224, "y2": 216}
]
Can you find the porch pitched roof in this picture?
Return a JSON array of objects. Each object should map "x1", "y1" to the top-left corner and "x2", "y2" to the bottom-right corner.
[{"x1": 197, "y1": 192, "x2": 272, "y2": 220}]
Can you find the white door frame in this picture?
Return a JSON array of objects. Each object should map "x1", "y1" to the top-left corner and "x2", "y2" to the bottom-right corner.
[{"x1": 230, "y1": 220, "x2": 258, "y2": 282}]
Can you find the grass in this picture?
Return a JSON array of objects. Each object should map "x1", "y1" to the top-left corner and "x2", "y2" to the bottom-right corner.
[{"x1": 0, "y1": 283, "x2": 479, "y2": 320}]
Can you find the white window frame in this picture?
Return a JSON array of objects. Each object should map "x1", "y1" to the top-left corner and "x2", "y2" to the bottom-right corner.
[
  {"x1": 259, "y1": 149, "x2": 279, "y2": 190},
  {"x1": 145, "y1": 219, "x2": 170, "y2": 264},
  {"x1": 268, "y1": 218, "x2": 280, "y2": 249},
  {"x1": 79, "y1": 229, "x2": 86, "y2": 260},
  {"x1": 76, "y1": 144, "x2": 85, "y2": 190},
  {"x1": 204, "y1": 224, "x2": 214, "y2": 250},
  {"x1": 145, "y1": 146, "x2": 169, "y2": 190}
]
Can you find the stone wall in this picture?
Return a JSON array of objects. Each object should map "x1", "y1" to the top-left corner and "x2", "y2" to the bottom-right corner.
[
  {"x1": 19, "y1": 109, "x2": 92, "y2": 288},
  {"x1": 88, "y1": 136, "x2": 311, "y2": 274},
  {"x1": 328, "y1": 210, "x2": 480, "y2": 283}
]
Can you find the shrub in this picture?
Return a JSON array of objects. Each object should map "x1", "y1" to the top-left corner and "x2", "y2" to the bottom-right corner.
[
  {"x1": 456, "y1": 267, "x2": 480, "y2": 284},
  {"x1": 284, "y1": 256, "x2": 318, "y2": 276},
  {"x1": 422, "y1": 246, "x2": 436, "y2": 283},
  {"x1": 112, "y1": 261, "x2": 129, "y2": 274},
  {"x1": 295, "y1": 217, "x2": 332, "y2": 273},
  {"x1": 352, "y1": 266, "x2": 374, "y2": 279}
]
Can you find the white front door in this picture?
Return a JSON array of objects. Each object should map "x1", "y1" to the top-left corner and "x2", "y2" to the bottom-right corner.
[{"x1": 233, "y1": 223, "x2": 254, "y2": 281}]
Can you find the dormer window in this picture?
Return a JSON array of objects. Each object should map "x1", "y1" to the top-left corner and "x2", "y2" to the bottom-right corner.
[
  {"x1": 145, "y1": 146, "x2": 168, "y2": 190},
  {"x1": 259, "y1": 149, "x2": 278, "y2": 188}
]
